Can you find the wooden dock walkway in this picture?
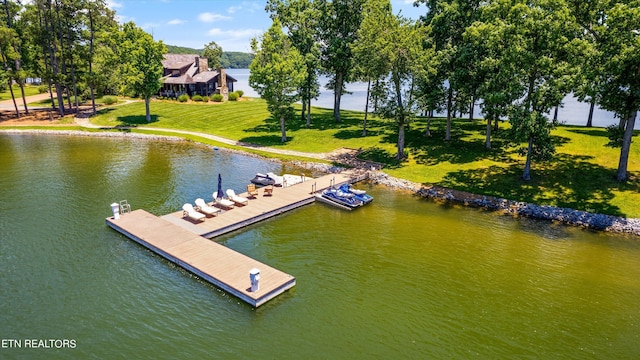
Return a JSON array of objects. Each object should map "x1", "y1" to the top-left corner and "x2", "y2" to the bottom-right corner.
[
  {"x1": 162, "y1": 172, "x2": 357, "y2": 238},
  {"x1": 106, "y1": 171, "x2": 365, "y2": 307}
]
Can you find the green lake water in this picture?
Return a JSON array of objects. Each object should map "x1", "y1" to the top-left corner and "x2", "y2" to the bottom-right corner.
[{"x1": 1, "y1": 133, "x2": 639, "y2": 359}]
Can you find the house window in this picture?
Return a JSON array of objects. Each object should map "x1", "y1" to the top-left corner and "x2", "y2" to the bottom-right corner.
[{"x1": 172, "y1": 69, "x2": 180, "y2": 76}]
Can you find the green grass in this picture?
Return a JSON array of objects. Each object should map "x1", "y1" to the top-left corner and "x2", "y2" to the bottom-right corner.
[
  {"x1": 89, "y1": 98, "x2": 640, "y2": 218},
  {"x1": 0, "y1": 84, "x2": 42, "y2": 101}
]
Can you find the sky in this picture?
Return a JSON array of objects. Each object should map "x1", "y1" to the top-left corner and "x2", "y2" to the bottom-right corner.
[{"x1": 106, "y1": 0, "x2": 429, "y2": 52}]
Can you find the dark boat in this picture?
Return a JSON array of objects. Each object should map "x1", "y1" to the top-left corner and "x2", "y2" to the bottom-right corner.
[
  {"x1": 319, "y1": 187, "x2": 364, "y2": 209},
  {"x1": 339, "y1": 184, "x2": 374, "y2": 204},
  {"x1": 250, "y1": 173, "x2": 276, "y2": 186}
]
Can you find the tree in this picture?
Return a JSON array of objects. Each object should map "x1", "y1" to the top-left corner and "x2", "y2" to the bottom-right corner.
[
  {"x1": 249, "y1": 19, "x2": 307, "y2": 143},
  {"x1": 317, "y1": 0, "x2": 364, "y2": 122},
  {"x1": 416, "y1": 0, "x2": 483, "y2": 141},
  {"x1": 0, "y1": 24, "x2": 21, "y2": 117},
  {"x1": 267, "y1": 0, "x2": 321, "y2": 127},
  {"x1": 569, "y1": 0, "x2": 640, "y2": 181},
  {"x1": 353, "y1": 0, "x2": 428, "y2": 159},
  {"x1": 351, "y1": 0, "x2": 392, "y2": 136},
  {"x1": 203, "y1": 40, "x2": 223, "y2": 69},
  {"x1": 1, "y1": 0, "x2": 27, "y2": 116},
  {"x1": 471, "y1": 0, "x2": 580, "y2": 180},
  {"x1": 117, "y1": 21, "x2": 166, "y2": 122}
]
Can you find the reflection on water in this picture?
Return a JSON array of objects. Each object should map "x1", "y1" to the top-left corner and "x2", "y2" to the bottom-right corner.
[{"x1": 1, "y1": 134, "x2": 639, "y2": 359}]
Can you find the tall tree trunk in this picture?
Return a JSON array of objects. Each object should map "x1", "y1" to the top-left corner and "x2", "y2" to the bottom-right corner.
[
  {"x1": 522, "y1": 76, "x2": 536, "y2": 181},
  {"x1": 306, "y1": 97, "x2": 311, "y2": 128},
  {"x1": 553, "y1": 105, "x2": 559, "y2": 122},
  {"x1": 425, "y1": 116, "x2": 431, "y2": 137},
  {"x1": 523, "y1": 136, "x2": 533, "y2": 180},
  {"x1": 54, "y1": 0, "x2": 72, "y2": 113},
  {"x1": 64, "y1": 14, "x2": 79, "y2": 113},
  {"x1": 145, "y1": 97, "x2": 151, "y2": 122},
  {"x1": 88, "y1": 7, "x2": 96, "y2": 115},
  {"x1": 363, "y1": 78, "x2": 370, "y2": 136},
  {"x1": 485, "y1": 118, "x2": 492, "y2": 149},
  {"x1": 394, "y1": 74, "x2": 405, "y2": 159},
  {"x1": 616, "y1": 111, "x2": 637, "y2": 182},
  {"x1": 280, "y1": 113, "x2": 287, "y2": 143},
  {"x1": 445, "y1": 87, "x2": 452, "y2": 141},
  {"x1": 18, "y1": 79, "x2": 29, "y2": 114},
  {"x1": 44, "y1": 0, "x2": 65, "y2": 116},
  {"x1": 6, "y1": 77, "x2": 20, "y2": 117},
  {"x1": 397, "y1": 123, "x2": 405, "y2": 160},
  {"x1": 469, "y1": 94, "x2": 475, "y2": 121},
  {"x1": 301, "y1": 100, "x2": 307, "y2": 122},
  {"x1": 333, "y1": 71, "x2": 343, "y2": 122},
  {"x1": 4, "y1": 0, "x2": 28, "y2": 114},
  {"x1": 586, "y1": 99, "x2": 595, "y2": 128}
]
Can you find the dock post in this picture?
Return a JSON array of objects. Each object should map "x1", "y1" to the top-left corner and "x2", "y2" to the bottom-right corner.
[
  {"x1": 110, "y1": 203, "x2": 120, "y2": 219},
  {"x1": 250, "y1": 268, "x2": 260, "y2": 292}
]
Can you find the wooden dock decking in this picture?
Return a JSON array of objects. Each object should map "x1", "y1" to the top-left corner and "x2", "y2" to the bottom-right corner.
[
  {"x1": 162, "y1": 172, "x2": 356, "y2": 238},
  {"x1": 106, "y1": 172, "x2": 365, "y2": 307}
]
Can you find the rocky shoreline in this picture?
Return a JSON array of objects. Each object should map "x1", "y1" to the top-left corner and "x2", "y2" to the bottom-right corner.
[
  {"x1": 291, "y1": 160, "x2": 640, "y2": 237},
  {"x1": 4, "y1": 128, "x2": 639, "y2": 237}
]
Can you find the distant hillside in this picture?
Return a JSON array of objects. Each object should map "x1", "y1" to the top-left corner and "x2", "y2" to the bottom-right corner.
[{"x1": 165, "y1": 45, "x2": 254, "y2": 69}]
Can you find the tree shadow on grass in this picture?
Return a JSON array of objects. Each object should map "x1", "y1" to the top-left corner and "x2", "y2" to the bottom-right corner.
[
  {"x1": 358, "y1": 146, "x2": 402, "y2": 169},
  {"x1": 115, "y1": 114, "x2": 159, "y2": 125},
  {"x1": 438, "y1": 153, "x2": 640, "y2": 217},
  {"x1": 565, "y1": 126, "x2": 611, "y2": 138},
  {"x1": 397, "y1": 125, "x2": 517, "y2": 166},
  {"x1": 238, "y1": 135, "x2": 293, "y2": 146}
]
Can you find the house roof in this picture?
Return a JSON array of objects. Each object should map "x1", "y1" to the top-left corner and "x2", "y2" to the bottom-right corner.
[
  {"x1": 162, "y1": 54, "x2": 200, "y2": 70},
  {"x1": 163, "y1": 74, "x2": 195, "y2": 84}
]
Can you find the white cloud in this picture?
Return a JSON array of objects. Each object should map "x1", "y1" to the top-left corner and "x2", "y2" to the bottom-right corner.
[
  {"x1": 198, "y1": 12, "x2": 231, "y2": 23},
  {"x1": 227, "y1": 2, "x2": 262, "y2": 14},
  {"x1": 168, "y1": 19, "x2": 184, "y2": 25},
  {"x1": 106, "y1": 0, "x2": 123, "y2": 9},
  {"x1": 207, "y1": 28, "x2": 263, "y2": 39}
]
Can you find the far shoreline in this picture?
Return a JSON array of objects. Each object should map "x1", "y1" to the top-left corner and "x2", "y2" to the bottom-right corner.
[{"x1": 2, "y1": 128, "x2": 639, "y2": 237}]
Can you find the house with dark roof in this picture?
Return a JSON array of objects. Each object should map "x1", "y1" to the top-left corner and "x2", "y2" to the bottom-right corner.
[{"x1": 160, "y1": 54, "x2": 236, "y2": 98}]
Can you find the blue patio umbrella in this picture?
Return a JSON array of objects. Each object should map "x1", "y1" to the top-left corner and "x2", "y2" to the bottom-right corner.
[{"x1": 217, "y1": 173, "x2": 223, "y2": 200}]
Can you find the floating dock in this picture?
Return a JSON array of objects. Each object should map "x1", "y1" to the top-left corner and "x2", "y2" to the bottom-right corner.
[{"x1": 106, "y1": 172, "x2": 365, "y2": 307}]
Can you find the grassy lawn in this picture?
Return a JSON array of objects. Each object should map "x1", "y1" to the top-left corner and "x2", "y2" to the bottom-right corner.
[
  {"x1": 0, "y1": 85, "x2": 43, "y2": 101},
  {"x1": 89, "y1": 98, "x2": 640, "y2": 218}
]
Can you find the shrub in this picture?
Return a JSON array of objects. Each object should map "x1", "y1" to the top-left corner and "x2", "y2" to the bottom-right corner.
[
  {"x1": 192, "y1": 95, "x2": 203, "y2": 102},
  {"x1": 211, "y1": 94, "x2": 224, "y2": 102},
  {"x1": 38, "y1": 85, "x2": 48, "y2": 94},
  {"x1": 178, "y1": 94, "x2": 189, "y2": 102},
  {"x1": 236, "y1": 90, "x2": 244, "y2": 97},
  {"x1": 228, "y1": 92, "x2": 239, "y2": 101},
  {"x1": 102, "y1": 95, "x2": 117, "y2": 105},
  {"x1": 202, "y1": 96, "x2": 209, "y2": 103}
]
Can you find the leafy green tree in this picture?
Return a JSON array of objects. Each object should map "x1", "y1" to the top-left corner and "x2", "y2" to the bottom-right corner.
[
  {"x1": 317, "y1": 0, "x2": 364, "y2": 122},
  {"x1": 1, "y1": 0, "x2": 28, "y2": 116},
  {"x1": 353, "y1": 0, "x2": 428, "y2": 159},
  {"x1": 249, "y1": 19, "x2": 307, "y2": 143},
  {"x1": 0, "y1": 24, "x2": 21, "y2": 117},
  {"x1": 569, "y1": 0, "x2": 640, "y2": 181},
  {"x1": 472, "y1": 0, "x2": 580, "y2": 180},
  {"x1": 203, "y1": 40, "x2": 223, "y2": 69},
  {"x1": 267, "y1": 0, "x2": 321, "y2": 127},
  {"x1": 117, "y1": 22, "x2": 166, "y2": 122},
  {"x1": 415, "y1": 0, "x2": 483, "y2": 141},
  {"x1": 351, "y1": 0, "x2": 392, "y2": 136}
]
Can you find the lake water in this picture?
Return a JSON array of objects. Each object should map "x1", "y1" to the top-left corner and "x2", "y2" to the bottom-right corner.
[
  {"x1": 227, "y1": 69, "x2": 639, "y2": 130},
  {"x1": 1, "y1": 133, "x2": 639, "y2": 359}
]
